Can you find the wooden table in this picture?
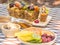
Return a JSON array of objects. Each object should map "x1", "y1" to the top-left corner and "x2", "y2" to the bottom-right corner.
[{"x1": 0, "y1": 4, "x2": 60, "y2": 45}]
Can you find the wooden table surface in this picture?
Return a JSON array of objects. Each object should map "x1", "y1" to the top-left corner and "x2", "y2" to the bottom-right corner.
[{"x1": 0, "y1": 4, "x2": 60, "y2": 45}]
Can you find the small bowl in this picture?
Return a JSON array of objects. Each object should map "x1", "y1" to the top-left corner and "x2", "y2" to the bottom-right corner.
[{"x1": 1, "y1": 22, "x2": 21, "y2": 37}]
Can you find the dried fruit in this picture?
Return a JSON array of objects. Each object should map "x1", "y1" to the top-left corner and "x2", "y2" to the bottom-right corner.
[
  {"x1": 47, "y1": 37, "x2": 51, "y2": 42},
  {"x1": 42, "y1": 37, "x2": 47, "y2": 43},
  {"x1": 34, "y1": 19, "x2": 39, "y2": 23},
  {"x1": 9, "y1": 3, "x2": 14, "y2": 8},
  {"x1": 42, "y1": 34, "x2": 47, "y2": 37},
  {"x1": 41, "y1": 34, "x2": 55, "y2": 42},
  {"x1": 34, "y1": 6, "x2": 39, "y2": 12},
  {"x1": 28, "y1": 6, "x2": 34, "y2": 10},
  {"x1": 15, "y1": 1, "x2": 21, "y2": 8}
]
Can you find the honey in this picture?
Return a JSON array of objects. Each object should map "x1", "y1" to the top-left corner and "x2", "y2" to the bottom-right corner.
[{"x1": 40, "y1": 13, "x2": 48, "y2": 22}]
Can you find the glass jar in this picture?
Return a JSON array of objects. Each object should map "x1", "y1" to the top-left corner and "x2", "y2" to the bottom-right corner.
[{"x1": 40, "y1": 13, "x2": 48, "y2": 22}]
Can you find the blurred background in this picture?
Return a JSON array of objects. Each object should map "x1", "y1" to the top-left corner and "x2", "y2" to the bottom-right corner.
[{"x1": 0, "y1": 0, "x2": 60, "y2": 7}]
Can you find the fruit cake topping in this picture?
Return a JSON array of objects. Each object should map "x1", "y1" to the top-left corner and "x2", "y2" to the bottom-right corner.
[{"x1": 9, "y1": 3, "x2": 14, "y2": 8}]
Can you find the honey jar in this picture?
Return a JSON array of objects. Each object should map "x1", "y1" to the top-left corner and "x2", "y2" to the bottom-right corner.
[{"x1": 40, "y1": 13, "x2": 48, "y2": 22}]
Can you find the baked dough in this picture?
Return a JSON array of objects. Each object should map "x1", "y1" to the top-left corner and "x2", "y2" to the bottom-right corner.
[{"x1": 0, "y1": 16, "x2": 11, "y2": 23}]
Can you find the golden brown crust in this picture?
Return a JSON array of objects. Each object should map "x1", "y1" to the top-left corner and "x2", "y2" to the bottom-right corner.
[
  {"x1": 24, "y1": 27, "x2": 54, "y2": 36},
  {"x1": 0, "y1": 16, "x2": 11, "y2": 23}
]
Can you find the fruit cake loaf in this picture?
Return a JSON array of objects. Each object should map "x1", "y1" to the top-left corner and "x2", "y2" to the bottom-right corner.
[{"x1": 8, "y1": 1, "x2": 40, "y2": 21}]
